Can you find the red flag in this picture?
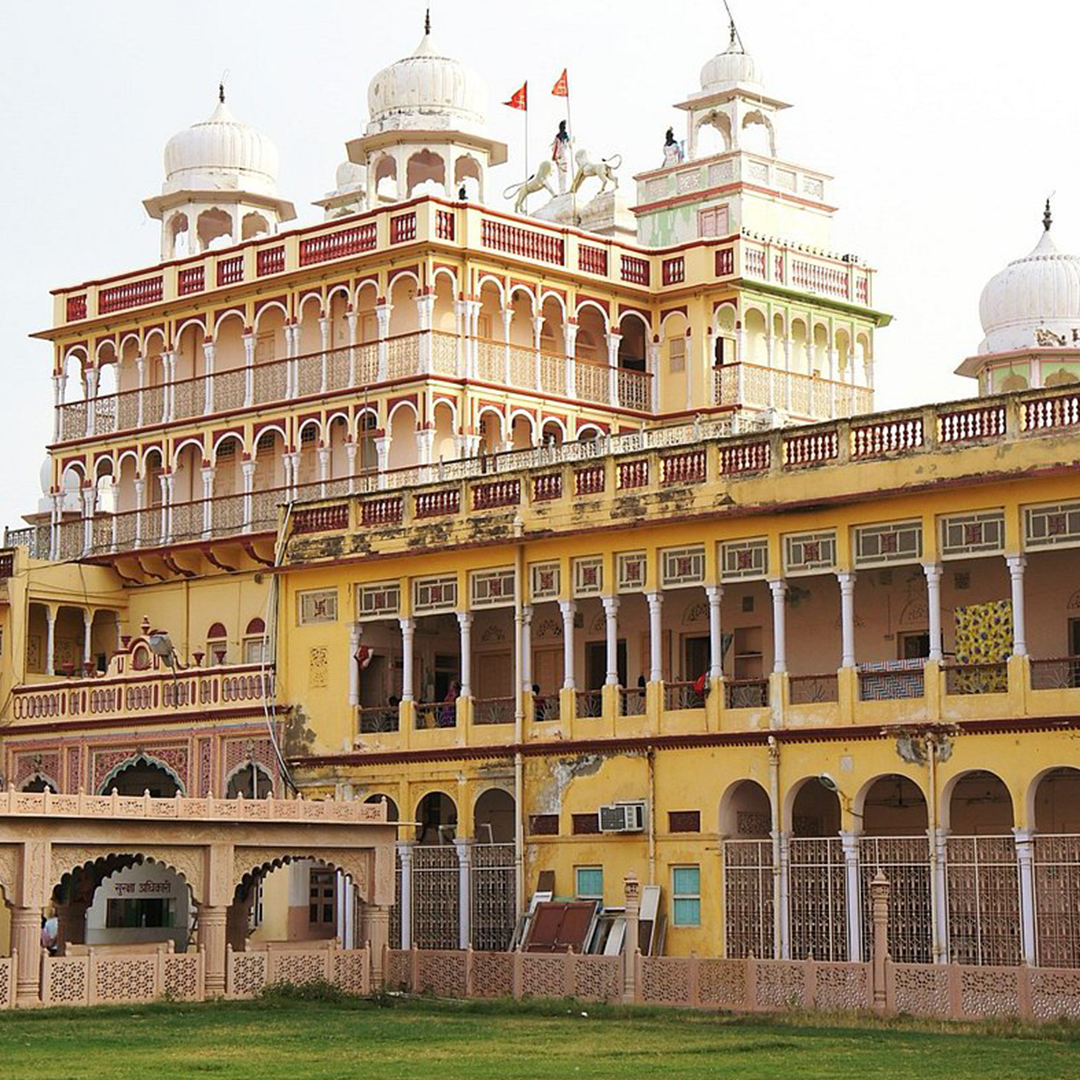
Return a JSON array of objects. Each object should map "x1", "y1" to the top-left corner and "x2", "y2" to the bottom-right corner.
[
  {"x1": 552, "y1": 69, "x2": 569, "y2": 97},
  {"x1": 504, "y1": 81, "x2": 528, "y2": 111}
]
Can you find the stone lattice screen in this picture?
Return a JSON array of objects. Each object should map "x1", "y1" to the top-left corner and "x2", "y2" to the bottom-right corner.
[{"x1": 0, "y1": 956, "x2": 13, "y2": 1010}]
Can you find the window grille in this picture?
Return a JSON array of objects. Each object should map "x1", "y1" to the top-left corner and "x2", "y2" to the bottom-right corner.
[
  {"x1": 783, "y1": 530, "x2": 837, "y2": 575},
  {"x1": 940, "y1": 510, "x2": 1005, "y2": 559},
  {"x1": 853, "y1": 520, "x2": 923, "y2": 567},
  {"x1": 413, "y1": 575, "x2": 457, "y2": 614},
  {"x1": 470, "y1": 567, "x2": 516, "y2": 608},
  {"x1": 720, "y1": 538, "x2": 769, "y2": 581},
  {"x1": 297, "y1": 589, "x2": 338, "y2": 625},
  {"x1": 357, "y1": 582, "x2": 400, "y2": 620},
  {"x1": 1025, "y1": 501, "x2": 1080, "y2": 550},
  {"x1": 573, "y1": 557, "x2": 603, "y2": 597},
  {"x1": 530, "y1": 562, "x2": 560, "y2": 602},
  {"x1": 617, "y1": 552, "x2": 647, "y2": 593},
  {"x1": 661, "y1": 546, "x2": 705, "y2": 587}
]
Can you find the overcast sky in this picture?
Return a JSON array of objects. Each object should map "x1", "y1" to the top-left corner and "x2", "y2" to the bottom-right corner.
[{"x1": 1, "y1": 0, "x2": 1077, "y2": 528}]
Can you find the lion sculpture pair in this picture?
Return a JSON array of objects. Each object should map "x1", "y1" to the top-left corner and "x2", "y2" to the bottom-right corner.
[{"x1": 503, "y1": 150, "x2": 622, "y2": 214}]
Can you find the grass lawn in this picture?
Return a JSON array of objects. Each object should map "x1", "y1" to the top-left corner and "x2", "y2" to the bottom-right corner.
[{"x1": 2, "y1": 994, "x2": 1080, "y2": 1080}]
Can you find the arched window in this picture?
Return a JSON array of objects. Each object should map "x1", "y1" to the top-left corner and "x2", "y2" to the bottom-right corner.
[
  {"x1": 244, "y1": 618, "x2": 267, "y2": 665},
  {"x1": 207, "y1": 622, "x2": 228, "y2": 665}
]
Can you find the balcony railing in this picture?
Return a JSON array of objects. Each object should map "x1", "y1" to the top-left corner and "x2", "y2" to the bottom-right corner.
[
  {"x1": 789, "y1": 673, "x2": 839, "y2": 704},
  {"x1": 56, "y1": 333, "x2": 655, "y2": 446},
  {"x1": 663, "y1": 681, "x2": 705, "y2": 711},
  {"x1": 725, "y1": 678, "x2": 769, "y2": 709},
  {"x1": 859, "y1": 660, "x2": 925, "y2": 701},
  {"x1": 1030, "y1": 656, "x2": 1080, "y2": 690},
  {"x1": 11, "y1": 663, "x2": 273, "y2": 724},
  {"x1": 473, "y1": 697, "x2": 514, "y2": 726},
  {"x1": 575, "y1": 689, "x2": 603, "y2": 718},
  {"x1": 714, "y1": 362, "x2": 874, "y2": 421}
]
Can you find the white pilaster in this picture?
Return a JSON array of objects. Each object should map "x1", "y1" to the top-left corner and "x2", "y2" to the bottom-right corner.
[
  {"x1": 348, "y1": 623, "x2": 362, "y2": 707},
  {"x1": 399, "y1": 617, "x2": 415, "y2": 701},
  {"x1": 45, "y1": 606, "x2": 56, "y2": 676},
  {"x1": 1006, "y1": 555, "x2": 1027, "y2": 656},
  {"x1": 1014, "y1": 827, "x2": 1037, "y2": 965},
  {"x1": 769, "y1": 579, "x2": 787, "y2": 673},
  {"x1": 559, "y1": 600, "x2": 577, "y2": 690},
  {"x1": 647, "y1": 591, "x2": 663, "y2": 683},
  {"x1": 923, "y1": 563, "x2": 943, "y2": 662},
  {"x1": 457, "y1": 611, "x2": 473, "y2": 697},
  {"x1": 838, "y1": 571, "x2": 857, "y2": 668},
  {"x1": 82, "y1": 609, "x2": 93, "y2": 669},
  {"x1": 521, "y1": 605, "x2": 533, "y2": 693},
  {"x1": 602, "y1": 596, "x2": 620, "y2": 686},
  {"x1": 841, "y1": 832, "x2": 862, "y2": 961},
  {"x1": 705, "y1": 585, "x2": 724, "y2": 679},
  {"x1": 397, "y1": 842, "x2": 413, "y2": 949}
]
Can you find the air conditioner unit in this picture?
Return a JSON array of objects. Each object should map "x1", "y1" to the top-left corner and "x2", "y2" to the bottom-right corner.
[{"x1": 598, "y1": 801, "x2": 646, "y2": 833}]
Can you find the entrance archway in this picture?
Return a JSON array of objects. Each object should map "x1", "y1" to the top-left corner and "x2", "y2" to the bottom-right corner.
[
  {"x1": 719, "y1": 779, "x2": 773, "y2": 959},
  {"x1": 787, "y1": 779, "x2": 845, "y2": 960}
]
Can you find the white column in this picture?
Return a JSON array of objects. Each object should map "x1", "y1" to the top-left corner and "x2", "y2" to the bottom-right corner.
[
  {"x1": 841, "y1": 832, "x2": 862, "y2": 962},
  {"x1": 318, "y1": 446, "x2": 331, "y2": 497},
  {"x1": 161, "y1": 351, "x2": 175, "y2": 422},
  {"x1": 319, "y1": 315, "x2": 332, "y2": 391},
  {"x1": 1014, "y1": 828, "x2": 1037, "y2": 965},
  {"x1": 457, "y1": 611, "x2": 473, "y2": 697},
  {"x1": 838, "y1": 571, "x2": 857, "y2": 667},
  {"x1": 923, "y1": 562, "x2": 943, "y2": 662},
  {"x1": 201, "y1": 465, "x2": 215, "y2": 539},
  {"x1": 647, "y1": 591, "x2": 663, "y2": 683},
  {"x1": 45, "y1": 606, "x2": 56, "y2": 677},
  {"x1": 501, "y1": 308, "x2": 514, "y2": 386},
  {"x1": 240, "y1": 332, "x2": 255, "y2": 407},
  {"x1": 468, "y1": 300, "x2": 483, "y2": 379},
  {"x1": 521, "y1": 605, "x2": 533, "y2": 693},
  {"x1": 564, "y1": 322, "x2": 578, "y2": 398},
  {"x1": 559, "y1": 600, "x2": 577, "y2": 690},
  {"x1": 932, "y1": 827, "x2": 949, "y2": 962},
  {"x1": 345, "y1": 441, "x2": 358, "y2": 492},
  {"x1": 81, "y1": 485, "x2": 95, "y2": 554},
  {"x1": 84, "y1": 368, "x2": 98, "y2": 437},
  {"x1": 82, "y1": 609, "x2": 93, "y2": 670},
  {"x1": 241, "y1": 460, "x2": 256, "y2": 532},
  {"x1": 375, "y1": 303, "x2": 392, "y2": 381},
  {"x1": 374, "y1": 436, "x2": 391, "y2": 490},
  {"x1": 454, "y1": 299, "x2": 468, "y2": 378},
  {"x1": 705, "y1": 585, "x2": 724, "y2": 679},
  {"x1": 286, "y1": 451, "x2": 301, "y2": 500},
  {"x1": 606, "y1": 332, "x2": 622, "y2": 406},
  {"x1": 52, "y1": 374, "x2": 64, "y2": 442},
  {"x1": 455, "y1": 839, "x2": 472, "y2": 949},
  {"x1": 778, "y1": 830, "x2": 791, "y2": 959},
  {"x1": 415, "y1": 295, "x2": 435, "y2": 375},
  {"x1": 532, "y1": 315, "x2": 544, "y2": 389},
  {"x1": 203, "y1": 340, "x2": 216, "y2": 413},
  {"x1": 399, "y1": 617, "x2": 415, "y2": 701},
  {"x1": 133, "y1": 478, "x2": 145, "y2": 547},
  {"x1": 346, "y1": 312, "x2": 359, "y2": 386},
  {"x1": 1006, "y1": 555, "x2": 1027, "y2": 656},
  {"x1": 648, "y1": 341, "x2": 661, "y2": 413},
  {"x1": 348, "y1": 623, "x2": 362, "y2": 706},
  {"x1": 602, "y1": 596, "x2": 620, "y2": 686},
  {"x1": 161, "y1": 473, "x2": 173, "y2": 544},
  {"x1": 769, "y1": 579, "x2": 787, "y2": 673},
  {"x1": 397, "y1": 842, "x2": 413, "y2": 950}
]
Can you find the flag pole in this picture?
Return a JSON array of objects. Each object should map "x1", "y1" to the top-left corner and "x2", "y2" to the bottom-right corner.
[{"x1": 524, "y1": 89, "x2": 529, "y2": 188}]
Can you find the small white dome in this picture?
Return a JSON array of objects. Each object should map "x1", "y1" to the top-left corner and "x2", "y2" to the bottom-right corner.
[
  {"x1": 978, "y1": 224, "x2": 1080, "y2": 354},
  {"x1": 700, "y1": 43, "x2": 761, "y2": 93},
  {"x1": 163, "y1": 98, "x2": 280, "y2": 198},
  {"x1": 334, "y1": 160, "x2": 366, "y2": 192},
  {"x1": 366, "y1": 31, "x2": 488, "y2": 137}
]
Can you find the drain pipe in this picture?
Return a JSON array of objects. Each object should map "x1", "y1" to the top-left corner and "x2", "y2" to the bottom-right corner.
[
  {"x1": 926, "y1": 732, "x2": 942, "y2": 962},
  {"x1": 513, "y1": 543, "x2": 526, "y2": 914},
  {"x1": 768, "y1": 735, "x2": 782, "y2": 960},
  {"x1": 647, "y1": 748, "x2": 657, "y2": 884}
]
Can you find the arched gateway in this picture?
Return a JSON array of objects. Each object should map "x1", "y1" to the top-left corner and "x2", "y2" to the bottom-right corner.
[{"x1": 0, "y1": 788, "x2": 395, "y2": 1007}]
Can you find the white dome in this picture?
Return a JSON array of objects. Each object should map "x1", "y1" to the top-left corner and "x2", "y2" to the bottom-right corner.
[
  {"x1": 700, "y1": 44, "x2": 761, "y2": 93},
  {"x1": 978, "y1": 226, "x2": 1080, "y2": 354},
  {"x1": 366, "y1": 31, "x2": 488, "y2": 137},
  {"x1": 334, "y1": 160, "x2": 366, "y2": 192},
  {"x1": 163, "y1": 99, "x2": 281, "y2": 198}
]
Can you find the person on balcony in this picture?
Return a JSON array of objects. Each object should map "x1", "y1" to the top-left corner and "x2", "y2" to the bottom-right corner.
[{"x1": 439, "y1": 681, "x2": 460, "y2": 727}]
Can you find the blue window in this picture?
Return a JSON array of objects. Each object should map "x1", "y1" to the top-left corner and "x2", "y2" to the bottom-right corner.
[
  {"x1": 575, "y1": 866, "x2": 604, "y2": 900},
  {"x1": 672, "y1": 866, "x2": 701, "y2": 926}
]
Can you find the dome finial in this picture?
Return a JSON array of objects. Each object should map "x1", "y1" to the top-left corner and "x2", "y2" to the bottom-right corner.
[
  {"x1": 723, "y1": 0, "x2": 745, "y2": 53},
  {"x1": 1044, "y1": 197, "x2": 1053, "y2": 233},
  {"x1": 425, "y1": 6, "x2": 431, "y2": 35},
  {"x1": 218, "y1": 82, "x2": 225, "y2": 105}
]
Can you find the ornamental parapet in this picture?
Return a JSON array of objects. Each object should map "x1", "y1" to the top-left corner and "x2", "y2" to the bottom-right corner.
[
  {"x1": 48, "y1": 196, "x2": 881, "y2": 333},
  {"x1": 0, "y1": 787, "x2": 386, "y2": 823}
]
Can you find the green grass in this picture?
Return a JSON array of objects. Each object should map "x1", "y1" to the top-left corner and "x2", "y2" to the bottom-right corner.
[{"x1": 2, "y1": 994, "x2": 1080, "y2": 1080}]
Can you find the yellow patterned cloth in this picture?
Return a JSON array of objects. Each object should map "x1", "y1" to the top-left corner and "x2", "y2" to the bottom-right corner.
[{"x1": 953, "y1": 600, "x2": 1012, "y2": 692}]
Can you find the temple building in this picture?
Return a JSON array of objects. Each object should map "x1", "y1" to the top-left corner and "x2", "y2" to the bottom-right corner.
[{"x1": 2, "y1": 13, "x2": 1080, "y2": 983}]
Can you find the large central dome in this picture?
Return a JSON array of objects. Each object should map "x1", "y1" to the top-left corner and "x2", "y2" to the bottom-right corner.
[
  {"x1": 979, "y1": 219, "x2": 1080, "y2": 354},
  {"x1": 366, "y1": 28, "x2": 488, "y2": 138}
]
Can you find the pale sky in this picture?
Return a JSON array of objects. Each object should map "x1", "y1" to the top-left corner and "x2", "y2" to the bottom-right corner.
[{"x1": 1, "y1": 0, "x2": 1077, "y2": 528}]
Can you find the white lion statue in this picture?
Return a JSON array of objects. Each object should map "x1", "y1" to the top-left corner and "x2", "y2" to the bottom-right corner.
[
  {"x1": 570, "y1": 150, "x2": 623, "y2": 196},
  {"x1": 503, "y1": 160, "x2": 559, "y2": 214}
]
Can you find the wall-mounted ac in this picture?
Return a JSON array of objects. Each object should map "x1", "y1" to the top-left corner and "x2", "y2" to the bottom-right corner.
[{"x1": 598, "y1": 801, "x2": 646, "y2": 833}]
